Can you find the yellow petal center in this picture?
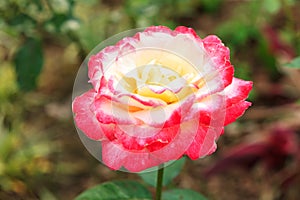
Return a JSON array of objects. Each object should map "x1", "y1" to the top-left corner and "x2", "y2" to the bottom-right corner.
[
  {"x1": 136, "y1": 86, "x2": 178, "y2": 104},
  {"x1": 108, "y1": 48, "x2": 201, "y2": 104}
]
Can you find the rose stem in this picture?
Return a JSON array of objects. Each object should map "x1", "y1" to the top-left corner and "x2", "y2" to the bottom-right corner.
[{"x1": 155, "y1": 164, "x2": 164, "y2": 200}]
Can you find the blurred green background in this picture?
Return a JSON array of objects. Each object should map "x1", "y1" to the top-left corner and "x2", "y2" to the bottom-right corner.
[{"x1": 1, "y1": 0, "x2": 300, "y2": 199}]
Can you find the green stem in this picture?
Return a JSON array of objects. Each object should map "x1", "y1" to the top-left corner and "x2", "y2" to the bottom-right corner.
[{"x1": 155, "y1": 165, "x2": 164, "y2": 200}]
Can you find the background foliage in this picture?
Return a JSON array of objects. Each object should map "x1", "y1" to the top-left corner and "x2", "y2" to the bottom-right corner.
[{"x1": 0, "y1": 0, "x2": 300, "y2": 199}]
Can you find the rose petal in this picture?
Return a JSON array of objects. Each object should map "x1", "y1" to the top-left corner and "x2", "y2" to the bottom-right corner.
[
  {"x1": 117, "y1": 93, "x2": 167, "y2": 107},
  {"x1": 103, "y1": 123, "x2": 180, "y2": 151},
  {"x1": 88, "y1": 40, "x2": 136, "y2": 92},
  {"x1": 72, "y1": 90, "x2": 105, "y2": 140},
  {"x1": 184, "y1": 93, "x2": 226, "y2": 123},
  {"x1": 224, "y1": 78, "x2": 253, "y2": 107},
  {"x1": 175, "y1": 26, "x2": 200, "y2": 40},
  {"x1": 102, "y1": 140, "x2": 162, "y2": 172},
  {"x1": 102, "y1": 119, "x2": 198, "y2": 172},
  {"x1": 222, "y1": 78, "x2": 252, "y2": 125},
  {"x1": 132, "y1": 93, "x2": 195, "y2": 127},
  {"x1": 185, "y1": 124, "x2": 223, "y2": 159},
  {"x1": 185, "y1": 125, "x2": 208, "y2": 160},
  {"x1": 151, "y1": 119, "x2": 199, "y2": 160},
  {"x1": 93, "y1": 95, "x2": 140, "y2": 125},
  {"x1": 224, "y1": 101, "x2": 252, "y2": 126},
  {"x1": 88, "y1": 47, "x2": 118, "y2": 91},
  {"x1": 203, "y1": 35, "x2": 234, "y2": 89},
  {"x1": 143, "y1": 25, "x2": 175, "y2": 35}
]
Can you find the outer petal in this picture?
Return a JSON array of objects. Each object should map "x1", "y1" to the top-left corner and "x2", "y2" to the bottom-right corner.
[
  {"x1": 224, "y1": 78, "x2": 253, "y2": 107},
  {"x1": 175, "y1": 26, "x2": 200, "y2": 39},
  {"x1": 102, "y1": 140, "x2": 162, "y2": 172},
  {"x1": 132, "y1": 26, "x2": 175, "y2": 50},
  {"x1": 101, "y1": 123, "x2": 180, "y2": 151},
  {"x1": 185, "y1": 125, "x2": 208, "y2": 160},
  {"x1": 202, "y1": 35, "x2": 234, "y2": 90},
  {"x1": 88, "y1": 39, "x2": 136, "y2": 92},
  {"x1": 72, "y1": 90, "x2": 105, "y2": 140},
  {"x1": 98, "y1": 94, "x2": 195, "y2": 152},
  {"x1": 143, "y1": 25, "x2": 175, "y2": 36},
  {"x1": 102, "y1": 119, "x2": 198, "y2": 172},
  {"x1": 224, "y1": 101, "x2": 252, "y2": 126},
  {"x1": 184, "y1": 95, "x2": 226, "y2": 159},
  {"x1": 183, "y1": 93, "x2": 226, "y2": 125},
  {"x1": 88, "y1": 47, "x2": 118, "y2": 91},
  {"x1": 151, "y1": 119, "x2": 199, "y2": 161},
  {"x1": 223, "y1": 78, "x2": 253, "y2": 125},
  {"x1": 93, "y1": 95, "x2": 140, "y2": 125}
]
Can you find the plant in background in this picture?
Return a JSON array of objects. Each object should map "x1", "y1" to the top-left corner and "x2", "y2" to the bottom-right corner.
[
  {"x1": 0, "y1": 0, "x2": 83, "y2": 91},
  {"x1": 72, "y1": 26, "x2": 252, "y2": 199}
]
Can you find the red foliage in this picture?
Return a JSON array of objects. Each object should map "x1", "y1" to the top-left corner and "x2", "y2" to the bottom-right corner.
[{"x1": 204, "y1": 127, "x2": 298, "y2": 177}]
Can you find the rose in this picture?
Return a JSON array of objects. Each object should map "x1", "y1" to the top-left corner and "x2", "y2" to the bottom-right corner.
[{"x1": 72, "y1": 26, "x2": 252, "y2": 172}]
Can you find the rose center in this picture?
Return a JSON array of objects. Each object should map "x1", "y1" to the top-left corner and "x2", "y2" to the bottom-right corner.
[
  {"x1": 136, "y1": 85, "x2": 178, "y2": 104},
  {"x1": 108, "y1": 48, "x2": 199, "y2": 104}
]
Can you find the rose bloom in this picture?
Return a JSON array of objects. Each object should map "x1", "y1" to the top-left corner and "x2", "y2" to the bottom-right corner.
[{"x1": 72, "y1": 26, "x2": 252, "y2": 172}]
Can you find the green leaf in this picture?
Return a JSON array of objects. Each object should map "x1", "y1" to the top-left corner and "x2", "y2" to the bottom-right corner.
[
  {"x1": 162, "y1": 189, "x2": 207, "y2": 200},
  {"x1": 139, "y1": 157, "x2": 186, "y2": 187},
  {"x1": 201, "y1": 0, "x2": 222, "y2": 12},
  {"x1": 75, "y1": 180, "x2": 152, "y2": 200},
  {"x1": 14, "y1": 38, "x2": 43, "y2": 91},
  {"x1": 284, "y1": 56, "x2": 300, "y2": 69},
  {"x1": 45, "y1": 14, "x2": 70, "y2": 33},
  {"x1": 32, "y1": 0, "x2": 44, "y2": 11},
  {"x1": 7, "y1": 13, "x2": 36, "y2": 26}
]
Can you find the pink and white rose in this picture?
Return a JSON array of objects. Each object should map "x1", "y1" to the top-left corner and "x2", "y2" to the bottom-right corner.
[{"x1": 72, "y1": 26, "x2": 252, "y2": 172}]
